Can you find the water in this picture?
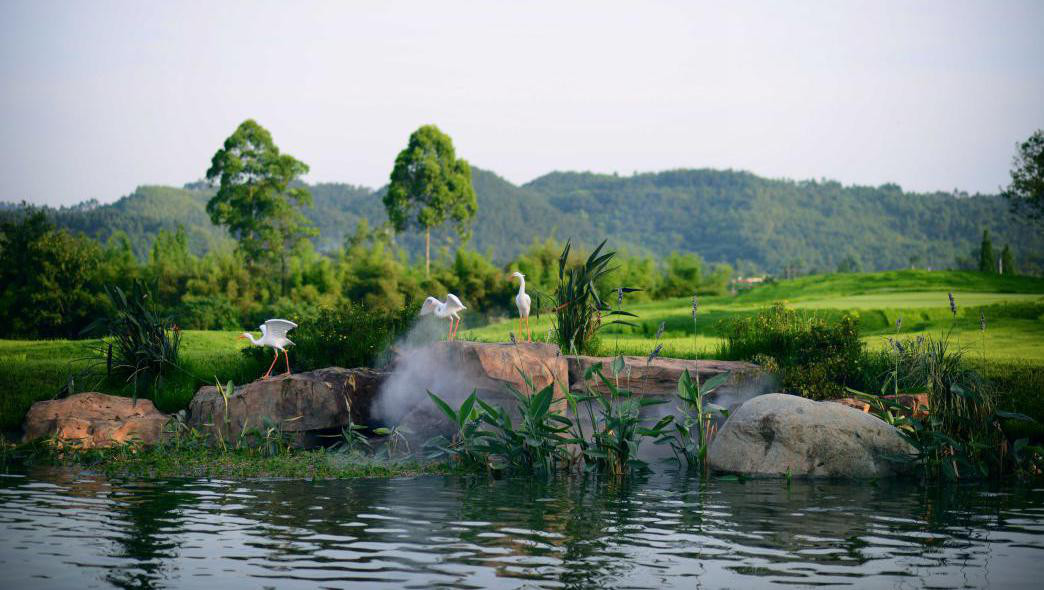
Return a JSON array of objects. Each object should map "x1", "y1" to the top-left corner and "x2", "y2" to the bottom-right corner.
[{"x1": 2, "y1": 467, "x2": 1044, "y2": 589}]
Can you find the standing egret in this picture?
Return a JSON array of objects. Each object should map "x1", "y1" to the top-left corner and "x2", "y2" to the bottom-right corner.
[
  {"x1": 510, "y1": 271, "x2": 532, "y2": 342},
  {"x1": 239, "y1": 319, "x2": 298, "y2": 379},
  {"x1": 420, "y1": 294, "x2": 467, "y2": 340}
]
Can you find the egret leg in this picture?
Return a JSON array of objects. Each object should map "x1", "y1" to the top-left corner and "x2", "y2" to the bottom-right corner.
[
  {"x1": 525, "y1": 316, "x2": 532, "y2": 342},
  {"x1": 516, "y1": 317, "x2": 522, "y2": 342},
  {"x1": 263, "y1": 349, "x2": 278, "y2": 379},
  {"x1": 447, "y1": 319, "x2": 454, "y2": 341},
  {"x1": 283, "y1": 350, "x2": 291, "y2": 376},
  {"x1": 452, "y1": 317, "x2": 461, "y2": 340}
]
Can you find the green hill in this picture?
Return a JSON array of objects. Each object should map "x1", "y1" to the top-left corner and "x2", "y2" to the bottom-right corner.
[{"x1": 9, "y1": 167, "x2": 1043, "y2": 273}]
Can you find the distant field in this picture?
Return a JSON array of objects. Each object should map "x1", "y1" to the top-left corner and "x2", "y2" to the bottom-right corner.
[{"x1": 462, "y1": 270, "x2": 1044, "y2": 361}]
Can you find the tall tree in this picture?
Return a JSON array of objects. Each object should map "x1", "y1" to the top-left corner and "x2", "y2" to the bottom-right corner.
[
  {"x1": 1004, "y1": 129, "x2": 1044, "y2": 223},
  {"x1": 978, "y1": 229, "x2": 995, "y2": 273},
  {"x1": 205, "y1": 119, "x2": 315, "y2": 296},
  {"x1": 1000, "y1": 244, "x2": 1016, "y2": 275},
  {"x1": 384, "y1": 125, "x2": 477, "y2": 275}
]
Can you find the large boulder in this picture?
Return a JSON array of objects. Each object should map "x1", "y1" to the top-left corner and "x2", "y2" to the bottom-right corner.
[
  {"x1": 23, "y1": 392, "x2": 171, "y2": 448},
  {"x1": 375, "y1": 341, "x2": 569, "y2": 439},
  {"x1": 187, "y1": 368, "x2": 386, "y2": 447},
  {"x1": 708, "y1": 393, "x2": 917, "y2": 478}
]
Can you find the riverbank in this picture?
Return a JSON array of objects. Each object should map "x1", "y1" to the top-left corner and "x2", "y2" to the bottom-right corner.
[{"x1": 0, "y1": 437, "x2": 458, "y2": 480}]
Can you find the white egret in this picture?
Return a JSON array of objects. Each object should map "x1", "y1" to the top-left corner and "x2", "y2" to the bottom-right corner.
[
  {"x1": 510, "y1": 271, "x2": 532, "y2": 342},
  {"x1": 239, "y1": 319, "x2": 298, "y2": 379},
  {"x1": 420, "y1": 294, "x2": 467, "y2": 340}
]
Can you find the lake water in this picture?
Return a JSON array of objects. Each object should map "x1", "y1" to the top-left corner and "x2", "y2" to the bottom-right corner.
[{"x1": 2, "y1": 467, "x2": 1044, "y2": 589}]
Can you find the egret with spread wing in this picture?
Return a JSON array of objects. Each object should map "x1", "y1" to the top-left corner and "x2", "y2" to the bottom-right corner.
[
  {"x1": 420, "y1": 294, "x2": 467, "y2": 340},
  {"x1": 239, "y1": 319, "x2": 298, "y2": 379},
  {"x1": 510, "y1": 271, "x2": 532, "y2": 342}
]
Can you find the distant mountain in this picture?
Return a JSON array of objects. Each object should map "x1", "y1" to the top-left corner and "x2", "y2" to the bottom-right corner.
[{"x1": 7, "y1": 167, "x2": 1042, "y2": 273}]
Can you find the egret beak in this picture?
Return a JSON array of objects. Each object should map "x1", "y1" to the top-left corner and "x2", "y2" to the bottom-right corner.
[{"x1": 237, "y1": 335, "x2": 247, "y2": 340}]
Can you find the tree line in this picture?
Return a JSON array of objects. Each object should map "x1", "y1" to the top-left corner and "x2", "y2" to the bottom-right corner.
[{"x1": 14, "y1": 132, "x2": 1043, "y2": 278}]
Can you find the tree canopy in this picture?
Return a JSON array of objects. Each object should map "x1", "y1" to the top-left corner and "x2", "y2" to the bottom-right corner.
[
  {"x1": 384, "y1": 125, "x2": 477, "y2": 274},
  {"x1": 1004, "y1": 129, "x2": 1044, "y2": 223},
  {"x1": 205, "y1": 119, "x2": 315, "y2": 294}
]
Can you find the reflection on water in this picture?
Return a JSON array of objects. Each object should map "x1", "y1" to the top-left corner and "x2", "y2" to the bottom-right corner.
[{"x1": 2, "y1": 466, "x2": 1044, "y2": 589}]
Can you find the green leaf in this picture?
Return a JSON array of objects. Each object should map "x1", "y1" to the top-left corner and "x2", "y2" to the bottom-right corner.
[
  {"x1": 701, "y1": 372, "x2": 730, "y2": 393},
  {"x1": 458, "y1": 392, "x2": 478, "y2": 426},
  {"x1": 584, "y1": 362, "x2": 605, "y2": 380},
  {"x1": 427, "y1": 391, "x2": 457, "y2": 424},
  {"x1": 997, "y1": 410, "x2": 1036, "y2": 422}
]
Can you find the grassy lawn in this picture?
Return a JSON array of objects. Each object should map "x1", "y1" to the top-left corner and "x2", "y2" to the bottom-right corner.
[
  {"x1": 3, "y1": 270, "x2": 1043, "y2": 434},
  {"x1": 0, "y1": 330, "x2": 263, "y2": 432},
  {"x1": 463, "y1": 285, "x2": 1044, "y2": 362}
]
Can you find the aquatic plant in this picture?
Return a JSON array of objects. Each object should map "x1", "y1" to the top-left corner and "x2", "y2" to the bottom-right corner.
[
  {"x1": 564, "y1": 362, "x2": 673, "y2": 475},
  {"x1": 425, "y1": 391, "x2": 488, "y2": 469},
  {"x1": 659, "y1": 369, "x2": 730, "y2": 472},
  {"x1": 426, "y1": 359, "x2": 674, "y2": 476},
  {"x1": 474, "y1": 379, "x2": 573, "y2": 474}
]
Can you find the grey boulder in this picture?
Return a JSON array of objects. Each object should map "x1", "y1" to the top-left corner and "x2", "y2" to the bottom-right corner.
[{"x1": 708, "y1": 393, "x2": 916, "y2": 478}]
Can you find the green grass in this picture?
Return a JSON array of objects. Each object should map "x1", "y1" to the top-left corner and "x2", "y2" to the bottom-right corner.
[
  {"x1": 0, "y1": 330, "x2": 262, "y2": 432},
  {"x1": 1, "y1": 438, "x2": 457, "y2": 479},
  {"x1": 463, "y1": 270, "x2": 1044, "y2": 362},
  {"x1": 3, "y1": 270, "x2": 1043, "y2": 434}
]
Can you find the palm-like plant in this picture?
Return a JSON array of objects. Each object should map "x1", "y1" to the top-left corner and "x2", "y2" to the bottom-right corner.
[
  {"x1": 551, "y1": 240, "x2": 637, "y2": 354},
  {"x1": 86, "y1": 282, "x2": 181, "y2": 400}
]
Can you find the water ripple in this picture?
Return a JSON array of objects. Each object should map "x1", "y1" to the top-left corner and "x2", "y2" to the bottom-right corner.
[{"x1": 3, "y1": 468, "x2": 1044, "y2": 589}]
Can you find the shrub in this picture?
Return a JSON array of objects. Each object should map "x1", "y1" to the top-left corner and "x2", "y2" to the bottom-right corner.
[
  {"x1": 86, "y1": 282, "x2": 182, "y2": 399},
  {"x1": 242, "y1": 299, "x2": 418, "y2": 371},
  {"x1": 717, "y1": 303, "x2": 863, "y2": 400},
  {"x1": 551, "y1": 240, "x2": 638, "y2": 355}
]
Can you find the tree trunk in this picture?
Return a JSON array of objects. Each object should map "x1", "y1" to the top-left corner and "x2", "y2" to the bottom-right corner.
[
  {"x1": 425, "y1": 227, "x2": 431, "y2": 277},
  {"x1": 280, "y1": 253, "x2": 287, "y2": 297}
]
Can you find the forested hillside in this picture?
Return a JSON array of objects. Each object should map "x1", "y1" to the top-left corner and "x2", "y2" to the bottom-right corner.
[{"x1": 9, "y1": 167, "x2": 1042, "y2": 274}]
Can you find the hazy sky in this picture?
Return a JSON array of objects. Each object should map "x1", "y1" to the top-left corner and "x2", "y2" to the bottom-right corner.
[{"x1": 1, "y1": 0, "x2": 1041, "y2": 206}]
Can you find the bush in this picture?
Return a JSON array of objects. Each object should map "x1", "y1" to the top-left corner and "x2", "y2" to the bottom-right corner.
[
  {"x1": 87, "y1": 282, "x2": 182, "y2": 398},
  {"x1": 717, "y1": 303, "x2": 863, "y2": 400},
  {"x1": 551, "y1": 240, "x2": 638, "y2": 355},
  {"x1": 243, "y1": 299, "x2": 419, "y2": 371}
]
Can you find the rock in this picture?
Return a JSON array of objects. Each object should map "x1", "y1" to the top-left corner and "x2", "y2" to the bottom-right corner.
[
  {"x1": 187, "y1": 368, "x2": 386, "y2": 447},
  {"x1": 375, "y1": 341, "x2": 569, "y2": 441},
  {"x1": 23, "y1": 392, "x2": 171, "y2": 448},
  {"x1": 566, "y1": 355, "x2": 775, "y2": 409},
  {"x1": 708, "y1": 393, "x2": 916, "y2": 478},
  {"x1": 827, "y1": 393, "x2": 930, "y2": 418},
  {"x1": 377, "y1": 341, "x2": 568, "y2": 420},
  {"x1": 828, "y1": 398, "x2": 871, "y2": 413},
  {"x1": 883, "y1": 393, "x2": 931, "y2": 418}
]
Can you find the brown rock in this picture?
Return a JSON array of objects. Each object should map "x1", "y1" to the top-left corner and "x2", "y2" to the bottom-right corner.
[
  {"x1": 23, "y1": 392, "x2": 171, "y2": 448},
  {"x1": 828, "y1": 398, "x2": 872, "y2": 413},
  {"x1": 883, "y1": 393, "x2": 931, "y2": 418},
  {"x1": 828, "y1": 393, "x2": 930, "y2": 419},
  {"x1": 187, "y1": 368, "x2": 386, "y2": 447},
  {"x1": 566, "y1": 355, "x2": 771, "y2": 398}
]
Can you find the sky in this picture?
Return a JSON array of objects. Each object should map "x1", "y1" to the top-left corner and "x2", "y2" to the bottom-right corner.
[{"x1": 1, "y1": 0, "x2": 1042, "y2": 206}]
